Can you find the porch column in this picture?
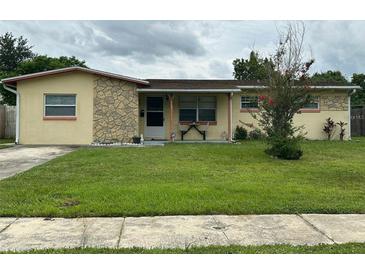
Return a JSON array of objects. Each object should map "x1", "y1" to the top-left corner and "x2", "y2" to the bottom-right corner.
[
  {"x1": 227, "y1": 92, "x2": 233, "y2": 142},
  {"x1": 168, "y1": 93, "x2": 174, "y2": 141}
]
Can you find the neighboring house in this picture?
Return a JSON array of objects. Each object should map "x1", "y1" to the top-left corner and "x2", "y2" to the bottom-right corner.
[{"x1": 0, "y1": 67, "x2": 360, "y2": 145}]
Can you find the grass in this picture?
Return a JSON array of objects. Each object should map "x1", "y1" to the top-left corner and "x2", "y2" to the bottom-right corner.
[
  {"x1": 0, "y1": 138, "x2": 364, "y2": 217},
  {"x1": 3, "y1": 243, "x2": 365, "y2": 254},
  {"x1": 0, "y1": 138, "x2": 14, "y2": 144},
  {"x1": 0, "y1": 138, "x2": 14, "y2": 149}
]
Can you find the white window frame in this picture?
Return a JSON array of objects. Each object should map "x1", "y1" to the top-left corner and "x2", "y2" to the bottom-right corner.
[
  {"x1": 179, "y1": 95, "x2": 217, "y2": 122},
  {"x1": 44, "y1": 94, "x2": 77, "y2": 117},
  {"x1": 240, "y1": 96, "x2": 258, "y2": 109}
]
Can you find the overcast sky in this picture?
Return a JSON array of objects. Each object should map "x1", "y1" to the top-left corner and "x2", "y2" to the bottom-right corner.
[{"x1": 0, "y1": 21, "x2": 364, "y2": 80}]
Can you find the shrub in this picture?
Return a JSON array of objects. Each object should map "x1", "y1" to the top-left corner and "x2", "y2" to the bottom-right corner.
[
  {"x1": 323, "y1": 117, "x2": 336, "y2": 140},
  {"x1": 337, "y1": 121, "x2": 347, "y2": 141},
  {"x1": 265, "y1": 137, "x2": 303, "y2": 160},
  {"x1": 234, "y1": 126, "x2": 248, "y2": 140},
  {"x1": 249, "y1": 129, "x2": 265, "y2": 140}
]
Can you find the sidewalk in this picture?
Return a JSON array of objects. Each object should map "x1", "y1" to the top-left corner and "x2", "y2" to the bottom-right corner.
[{"x1": 0, "y1": 214, "x2": 364, "y2": 251}]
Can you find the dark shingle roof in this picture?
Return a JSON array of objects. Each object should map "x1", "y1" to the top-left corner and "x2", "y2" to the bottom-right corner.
[
  {"x1": 144, "y1": 79, "x2": 264, "y2": 89},
  {"x1": 142, "y1": 79, "x2": 359, "y2": 89}
]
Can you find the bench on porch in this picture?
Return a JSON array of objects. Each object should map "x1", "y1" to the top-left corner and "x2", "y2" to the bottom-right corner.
[{"x1": 179, "y1": 122, "x2": 209, "y2": 141}]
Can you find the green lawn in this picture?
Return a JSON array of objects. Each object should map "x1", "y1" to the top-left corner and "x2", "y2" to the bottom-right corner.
[
  {"x1": 0, "y1": 139, "x2": 364, "y2": 217},
  {"x1": 0, "y1": 138, "x2": 14, "y2": 144},
  {"x1": 0, "y1": 138, "x2": 14, "y2": 149},
  {"x1": 3, "y1": 243, "x2": 365, "y2": 254}
]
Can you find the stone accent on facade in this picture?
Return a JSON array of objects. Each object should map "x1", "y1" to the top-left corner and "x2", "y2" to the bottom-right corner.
[
  {"x1": 320, "y1": 94, "x2": 348, "y2": 111},
  {"x1": 93, "y1": 76, "x2": 138, "y2": 143}
]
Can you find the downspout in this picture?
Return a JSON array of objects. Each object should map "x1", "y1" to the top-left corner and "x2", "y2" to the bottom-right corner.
[
  {"x1": 348, "y1": 89, "x2": 356, "y2": 141},
  {"x1": 228, "y1": 92, "x2": 233, "y2": 142},
  {"x1": 1, "y1": 81, "x2": 19, "y2": 144}
]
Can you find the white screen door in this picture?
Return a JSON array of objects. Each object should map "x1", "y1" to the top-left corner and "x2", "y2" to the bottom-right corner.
[{"x1": 144, "y1": 96, "x2": 165, "y2": 138}]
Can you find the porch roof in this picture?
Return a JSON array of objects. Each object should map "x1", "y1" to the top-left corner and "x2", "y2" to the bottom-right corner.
[
  {"x1": 138, "y1": 79, "x2": 259, "y2": 92},
  {"x1": 138, "y1": 79, "x2": 361, "y2": 92}
]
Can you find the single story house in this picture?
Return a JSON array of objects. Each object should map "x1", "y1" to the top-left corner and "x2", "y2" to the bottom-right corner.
[{"x1": 1, "y1": 67, "x2": 360, "y2": 145}]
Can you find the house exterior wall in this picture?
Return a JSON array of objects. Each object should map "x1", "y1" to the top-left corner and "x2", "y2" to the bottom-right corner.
[
  {"x1": 16, "y1": 71, "x2": 351, "y2": 144},
  {"x1": 93, "y1": 76, "x2": 138, "y2": 143},
  {"x1": 17, "y1": 71, "x2": 94, "y2": 145},
  {"x1": 232, "y1": 91, "x2": 350, "y2": 140},
  {"x1": 17, "y1": 71, "x2": 140, "y2": 145}
]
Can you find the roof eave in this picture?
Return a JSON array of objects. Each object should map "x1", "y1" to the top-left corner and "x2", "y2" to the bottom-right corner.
[{"x1": 1, "y1": 67, "x2": 150, "y2": 86}]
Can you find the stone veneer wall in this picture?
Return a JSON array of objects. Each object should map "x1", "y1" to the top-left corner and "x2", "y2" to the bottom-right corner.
[
  {"x1": 93, "y1": 76, "x2": 138, "y2": 143},
  {"x1": 320, "y1": 94, "x2": 348, "y2": 111}
]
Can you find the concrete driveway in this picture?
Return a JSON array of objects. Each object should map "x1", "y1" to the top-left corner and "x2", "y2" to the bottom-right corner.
[{"x1": 0, "y1": 146, "x2": 76, "y2": 180}]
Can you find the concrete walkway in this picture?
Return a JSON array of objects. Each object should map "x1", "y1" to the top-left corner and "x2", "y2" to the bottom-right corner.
[
  {"x1": 0, "y1": 214, "x2": 364, "y2": 251},
  {"x1": 0, "y1": 146, "x2": 75, "y2": 180}
]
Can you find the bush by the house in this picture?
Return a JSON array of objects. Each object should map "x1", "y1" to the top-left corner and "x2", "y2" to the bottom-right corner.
[
  {"x1": 234, "y1": 126, "x2": 248, "y2": 140},
  {"x1": 337, "y1": 121, "x2": 347, "y2": 141},
  {"x1": 323, "y1": 117, "x2": 336, "y2": 140},
  {"x1": 265, "y1": 137, "x2": 303, "y2": 160},
  {"x1": 249, "y1": 129, "x2": 265, "y2": 140}
]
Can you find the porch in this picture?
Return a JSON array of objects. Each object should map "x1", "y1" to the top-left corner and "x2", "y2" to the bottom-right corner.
[{"x1": 138, "y1": 92, "x2": 234, "y2": 142}]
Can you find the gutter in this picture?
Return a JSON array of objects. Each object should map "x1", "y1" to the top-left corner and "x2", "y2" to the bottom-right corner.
[
  {"x1": 236, "y1": 85, "x2": 362, "y2": 90},
  {"x1": 1, "y1": 81, "x2": 19, "y2": 144},
  {"x1": 137, "y1": 88, "x2": 241, "y2": 93}
]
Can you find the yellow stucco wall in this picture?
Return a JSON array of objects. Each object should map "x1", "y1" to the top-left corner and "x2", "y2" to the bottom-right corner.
[
  {"x1": 17, "y1": 71, "x2": 95, "y2": 144},
  {"x1": 232, "y1": 91, "x2": 350, "y2": 140}
]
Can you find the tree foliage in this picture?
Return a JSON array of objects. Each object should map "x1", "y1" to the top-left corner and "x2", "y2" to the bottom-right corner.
[
  {"x1": 351, "y1": 73, "x2": 365, "y2": 106},
  {"x1": 233, "y1": 51, "x2": 273, "y2": 80},
  {"x1": 0, "y1": 32, "x2": 87, "y2": 105},
  {"x1": 16, "y1": 55, "x2": 87, "y2": 75},
  {"x1": 251, "y1": 23, "x2": 314, "y2": 160},
  {"x1": 311, "y1": 70, "x2": 349, "y2": 84},
  {"x1": 0, "y1": 32, "x2": 34, "y2": 73},
  {"x1": 0, "y1": 32, "x2": 34, "y2": 105}
]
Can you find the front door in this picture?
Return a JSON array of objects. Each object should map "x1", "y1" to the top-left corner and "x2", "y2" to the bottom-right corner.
[{"x1": 145, "y1": 96, "x2": 165, "y2": 139}]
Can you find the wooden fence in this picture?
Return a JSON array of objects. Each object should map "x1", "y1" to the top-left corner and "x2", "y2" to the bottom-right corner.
[
  {"x1": 0, "y1": 105, "x2": 16, "y2": 139},
  {"x1": 351, "y1": 106, "x2": 365, "y2": 137}
]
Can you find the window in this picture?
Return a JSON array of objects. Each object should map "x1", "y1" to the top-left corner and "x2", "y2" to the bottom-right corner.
[
  {"x1": 44, "y1": 94, "x2": 76, "y2": 117},
  {"x1": 302, "y1": 96, "x2": 319, "y2": 109},
  {"x1": 241, "y1": 96, "x2": 258, "y2": 109},
  {"x1": 179, "y1": 96, "x2": 216, "y2": 122}
]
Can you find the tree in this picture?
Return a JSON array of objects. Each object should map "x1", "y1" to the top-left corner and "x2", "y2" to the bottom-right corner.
[
  {"x1": 351, "y1": 73, "x2": 365, "y2": 106},
  {"x1": 0, "y1": 32, "x2": 35, "y2": 105},
  {"x1": 0, "y1": 32, "x2": 34, "y2": 73},
  {"x1": 251, "y1": 23, "x2": 314, "y2": 160},
  {"x1": 16, "y1": 55, "x2": 87, "y2": 75},
  {"x1": 311, "y1": 70, "x2": 349, "y2": 84},
  {"x1": 232, "y1": 51, "x2": 272, "y2": 80}
]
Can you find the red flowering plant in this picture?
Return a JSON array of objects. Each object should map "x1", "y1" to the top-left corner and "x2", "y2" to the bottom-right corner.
[{"x1": 250, "y1": 23, "x2": 316, "y2": 160}]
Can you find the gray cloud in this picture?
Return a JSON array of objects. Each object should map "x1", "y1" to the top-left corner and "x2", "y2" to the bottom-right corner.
[
  {"x1": 91, "y1": 21, "x2": 206, "y2": 60},
  {"x1": 0, "y1": 21, "x2": 364, "y2": 79}
]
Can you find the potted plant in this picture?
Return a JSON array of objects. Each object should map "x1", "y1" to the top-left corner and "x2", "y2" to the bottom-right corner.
[{"x1": 132, "y1": 135, "x2": 141, "y2": 144}]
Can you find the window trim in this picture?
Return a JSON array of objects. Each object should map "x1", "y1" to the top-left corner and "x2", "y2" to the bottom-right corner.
[
  {"x1": 179, "y1": 95, "x2": 217, "y2": 123},
  {"x1": 43, "y1": 93, "x2": 77, "y2": 120},
  {"x1": 240, "y1": 96, "x2": 259, "y2": 112}
]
